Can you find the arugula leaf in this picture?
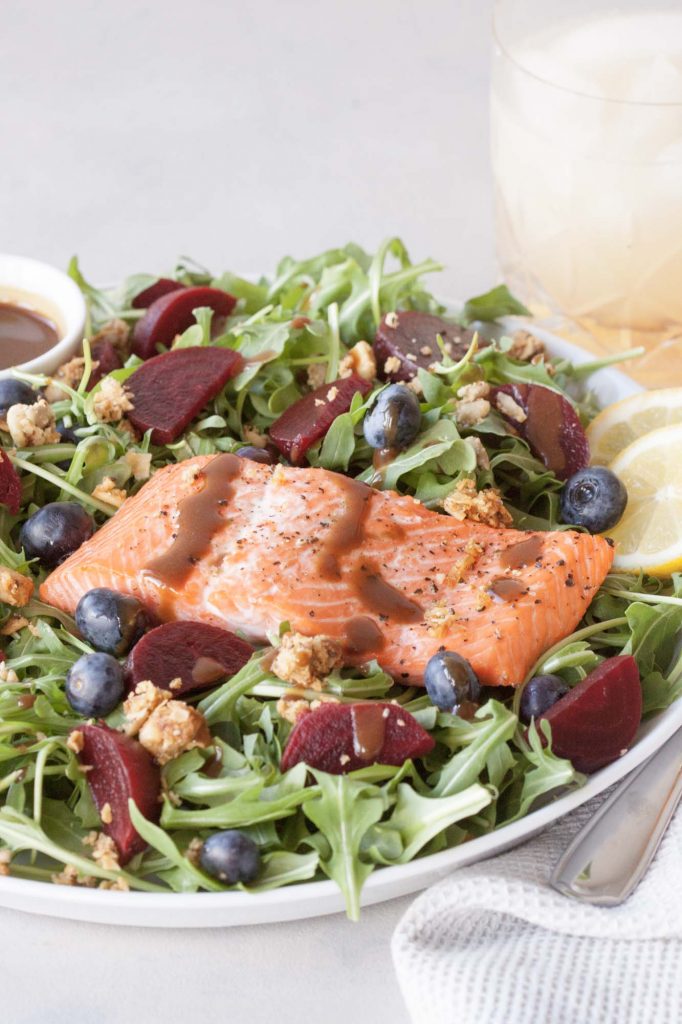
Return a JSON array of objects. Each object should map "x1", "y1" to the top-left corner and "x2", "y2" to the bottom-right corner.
[
  {"x1": 433, "y1": 701, "x2": 517, "y2": 797},
  {"x1": 303, "y1": 771, "x2": 386, "y2": 920},
  {"x1": 384, "y1": 782, "x2": 492, "y2": 862},
  {"x1": 462, "y1": 284, "x2": 530, "y2": 324},
  {"x1": 501, "y1": 722, "x2": 585, "y2": 824}
]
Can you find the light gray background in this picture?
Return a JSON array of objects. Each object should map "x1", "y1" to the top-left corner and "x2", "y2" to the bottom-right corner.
[{"x1": 0, "y1": 1, "x2": 495, "y2": 1021}]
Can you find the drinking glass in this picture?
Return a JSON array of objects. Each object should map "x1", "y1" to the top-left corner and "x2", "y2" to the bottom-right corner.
[{"x1": 491, "y1": 0, "x2": 682, "y2": 386}]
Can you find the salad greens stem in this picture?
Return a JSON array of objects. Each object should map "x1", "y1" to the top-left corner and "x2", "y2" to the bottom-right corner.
[
  {"x1": 9, "y1": 456, "x2": 116, "y2": 516},
  {"x1": 603, "y1": 588, "x2": 682, "y2": 608}
]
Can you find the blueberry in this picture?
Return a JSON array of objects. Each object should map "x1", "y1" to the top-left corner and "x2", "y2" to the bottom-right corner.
[
  {"x1": 363, "y1": 384, "x2": 421, "y2": 451},
  {"x1": 65, "y1": 652, "x2": 125, "y2": 717},
  {"x1": 199, "y1": 830, "x2": 261, "y2": 885},
  {"x1": 236, "y1": 445, "x2": 276, "y2": 465},
  {"x1": 519, "y1": 674, "x2": 569, "y2": 724},
  {"x1": 560, "y1": 467, "x2": 627, "y2": 533},
  {"x1": 56, "y1": 420, "x2": 80, "y2": 445},
  {"x1": 75, "y1": 588, "x2": 151, "y2": 657},
  {"x1": 20, "y1": 502, "x2": 94, "y2": 567},
  {"x1": 424, "y1": 650, "x2": 481, "y2": 712},
  {"x1": 0, "y1": 379, "x2": 38, "y2": 418}
]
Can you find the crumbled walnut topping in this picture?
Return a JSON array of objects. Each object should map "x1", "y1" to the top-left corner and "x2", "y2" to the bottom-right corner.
[
  {"x1": 271, "y1": 632, "x2": 343, "y2": 690},
  {"x1": 93, "y1": 377, "x2": 134, "y2": 423},
  {"x1": 0, "y1": 849, "x2": 11, "y2": 876},
  {"x1": 123, "y1": 451, "x2": 152, "y2": 481},
  {"x1": 6, "y1": 398, "x2": 60, "y2": 447},
  {"x1": 424, "y1": 602, "x2": 457, "y2": 637},
  {"x1": 406, "y1": 377, "x2": 423, "y2": 396},
  {"x1": 0, "y1": 663, "x2": 19, "y2": 684},
  {"x1": 447, "y1": 539, "x2": 484, "y2": 585},
  {"x1": 455, "y1": 398, "x2": 491, "y2": 428},
  {"x1": 52, "y1": 863, "x2": 96, "y2": 887},
  {"x1": 419, "y1": 345, "x2": 432, "y2": 356},
  {"x1": 242, "y1": 425, "x2": 268, "y2": 448},
  {"x1": 326, "y1": 386, "x2": 339, "y2": 402},
  {"x1": 306, "y1": 363, "x2": 327, "y2": 390},
  {"x1": 383, "y1": 355, "x2": 402, "y2": 376},
  {"x1": 100, "y1": 802, "x2": 113, "y2": 825},
  {"x1": 314, "y1": 398, "x2": 325, "y2": 407},
  {"x1": 457, "y1": 381, "x2": 490, "y2": 403},
  {"x1": 67, "y1": 730, "x2": 84, "y2": 754},
  {"x1": 463, "y1": 435, "x2": 491, "y2": 471},
  {"x1": 137, "y1": 700, "x2": 211, "y2": 766},
  {"x1": 384, "y1": 312, "x2": 399, "y2": 329},
  {"x1": 495, "y1": 392, "x2": 527, "y2": 424},
  {"x1": 44, "y1": 356, "x2": 93, "y2": 402},
  {"x1": 116, "y1": 418, "x2": 139, "y2": 441},
  {"x1": 276, "y1": 695, "x2": 311, "y2": 725},
  {"x1": 123, "y1": 680, "x2": 171, "y2": 736},
  {"x1": 339, "y1": 753, "x2": 351, "y2": 765},
  {"x1": 443, "y1": 478, "x2": 513, "y2": 529},
  {"x1": 91, "y1": 318, "x2": 130, "y2": 356},
  {"x1": 186, "y1": 837, "x2": 203, "y2": 867},
  {"x1": 98, "y1": 876, "x2": 130, "y2": 891},
  {"x1": 338, "y1": 341, "x2": 377, "y2": 382},
  {"x1": 83, "y1": 831, "x2": 120, "y2": 871},
  {"x1": 0, "y1": 567, "x2": 33, "y2": 609},
  {"x1": 508, "y1": 330, "x2": 545, "y2": 362},
  {"x1": 91, "y1": 476, "x2": 127, "y2": 508},
  {"x1": 0, "y1": 615, "x2": 28, "y2": 635},
  {"x1": 169, "y1": 677, "x2": 182, "y2": 692}
]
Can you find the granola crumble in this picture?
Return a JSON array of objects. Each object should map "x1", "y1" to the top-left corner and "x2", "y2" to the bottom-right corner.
[
  {"x1": 6, "y1": 398, "x2": 60, "y2": 447},
  {"x1": 0, "y1": 567, "x2": 33, "y2": 608},
  {"x1": 495, "y1": 392, "x2": 527, "y2": 424},
  {"x1": 93, "y1": 377, "x2": 134, "y2": 423},
  {"x1": 271, "y1": 632, "x2": 343, "y2": 690},
  {"x1": 443, "y1": 478, "x2": 513, "y2": 528}
]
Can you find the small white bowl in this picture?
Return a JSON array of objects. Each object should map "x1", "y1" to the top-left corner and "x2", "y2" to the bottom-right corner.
[{"x1": 0, "y1": 254, "x2": 87, "y2": 379}]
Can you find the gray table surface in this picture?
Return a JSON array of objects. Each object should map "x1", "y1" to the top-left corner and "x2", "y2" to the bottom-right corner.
[{"x1": 0, "y1": 2, "x2": 495, "y2": 1021}]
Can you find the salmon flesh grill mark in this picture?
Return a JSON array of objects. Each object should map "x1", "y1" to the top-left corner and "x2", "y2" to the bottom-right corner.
[{"x1": 41, "y1": 453, "x2": 614, "y2": 686}]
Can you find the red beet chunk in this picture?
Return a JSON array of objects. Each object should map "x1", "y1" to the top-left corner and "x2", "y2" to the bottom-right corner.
[
  {"x1": 77, "y1": 723, "x2": 161, "y2": 864},
  {"x1": 126, "y1": 347, "x2": 244, "y2": 445},
  {"x1": 0, "y1": 450, "x2": 21, "y2": 515},
  {"x1": 535, "y1": 655, "x2": 642, "y2": 774},
  {"x1": 131, "y1": 287, "x2": 237, "y2": 360},
  {"x1": 493, "y1": 383, "x2": 590, "y2": 481},
  {"x1": 132, "y1": 278, "x2": 186, "y2": 309},
  {"x1": 269, "y1": 374, "x2": 372, "y2": 465},
  {"x1": 126, "y1": 620, "x2": 254, "y2": 698},
  {"x1": 280, "y1": 701, "x2": 435, "y2": 774},
  {"x1": 88, "y1": 339, "x2": 124, "y2": 389},
  {"x1": 374, "y1": 311, "x2": 477, "y2": 382}
]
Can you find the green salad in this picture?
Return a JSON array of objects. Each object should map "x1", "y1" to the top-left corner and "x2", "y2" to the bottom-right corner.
[{"x1": 0, "y1": 238, "x2": 680, "y2": 919}]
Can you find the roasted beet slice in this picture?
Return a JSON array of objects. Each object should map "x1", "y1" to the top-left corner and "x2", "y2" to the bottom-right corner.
[
  {"x1": 126, "y1": 620, "x2": 254, "y2": 698},
  {"x1": 0, "y1": 450, "x2": 21, "y2": 515},
  {"x1": 126, "y1": 347, "x2": 244, "y2": 444},
  {"x1": 88, "y1": 339, "x2": 124, "y2": 389},
  {"x1": 280, "y1": 701, "x2": 435, "y2": 774},
  {"x1": 131, "y1": 287, "x2": 237, "y2": 360},
  {"x1": 534, "y1": 655, "x2": 641, "y2": 774},
  {"x1": 77, "y1": 723, "x2": 161, "y2": 864},
  {"x1": 269, "y1": 374, "x2": 372, "y2": 465},
  {"x1": 374, "y1": 311, "x2": 477, "y2": 382},
  {"x1": 132, "y1": 278, "x2": 186, "y2": 309},
  {"x1": 493, "y1": 383, "x2": 590, "y2": 480}
]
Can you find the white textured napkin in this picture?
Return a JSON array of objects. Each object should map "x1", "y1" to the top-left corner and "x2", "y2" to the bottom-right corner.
[{"x1": 392, "y1": 796, "x2": 682, "y2": 1024}]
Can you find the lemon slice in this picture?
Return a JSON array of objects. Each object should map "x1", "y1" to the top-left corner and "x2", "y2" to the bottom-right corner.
[
  {"x1": 587, "y1": 387, "x2": 682, "y2": 466},
  {"x1": 607, "y1": 422, "x2": 682, "y2": 574}
]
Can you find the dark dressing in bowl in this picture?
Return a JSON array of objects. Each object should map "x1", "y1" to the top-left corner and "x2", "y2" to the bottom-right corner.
[{"x1": 0, "y1": 301, "x2": 59, "y2": 369}]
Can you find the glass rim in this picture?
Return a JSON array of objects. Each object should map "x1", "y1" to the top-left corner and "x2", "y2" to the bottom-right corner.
[{"x1": 492, "y1": 0, "x2": 682, "y2": 109}]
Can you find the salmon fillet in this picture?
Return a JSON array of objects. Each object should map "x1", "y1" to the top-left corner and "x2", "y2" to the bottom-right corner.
[{"x1": 41, "y1": 453, "x2": 613, "y2": 686}]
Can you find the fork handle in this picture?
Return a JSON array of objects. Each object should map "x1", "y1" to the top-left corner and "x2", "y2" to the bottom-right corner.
[{"x1": 551, "y1": 727, "x2": 682, "y2": 906}]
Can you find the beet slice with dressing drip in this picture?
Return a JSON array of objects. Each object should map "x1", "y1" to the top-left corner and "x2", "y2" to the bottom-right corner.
[
  {"x1": 76, "y1": 723, "x2": 161, "y2": 864},
  {"x1": 131, "y1": 286, "x2": 236, "y2": 360},
  {"x1": 269, "y1": 374, "x2": 372, "y2": 465},
  {"x1": 88, "y1": 338, "x2": 124, "y2": 389},
  {"x1": 374, "y1": 310, "x2": 477, "y2": 382},
  {"x1": 0, "y1": 450, "x2": 21, "y2": 515},
  {"x1": 126, "y1": 620, "x2": 254, "y2": 698},
  {"x1": 532, "y1": 655, "x2": 641, "y2": 773},
  {"x1": 280, "y1": 701, "x2": 435, "y2": 774},
  {"x1": 492, "y1": 383, "x2": 590, "y2": 481},
  {"x1": 126, "y1": 346, "x2": 244, "y2": 445},
  {"x1": 131, "y1": 278, "x2": 186, "y2": 309}
]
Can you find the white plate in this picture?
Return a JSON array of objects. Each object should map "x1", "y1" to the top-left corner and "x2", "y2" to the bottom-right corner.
[{"x1": 0, "y1": 319, "x2": 663, "y2": 928}]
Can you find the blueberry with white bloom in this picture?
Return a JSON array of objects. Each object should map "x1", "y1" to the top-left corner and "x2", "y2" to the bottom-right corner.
[
  {"x1": 200, "y1": 830, "x2": 261, "y2": 885},
  {"x1": 520, "y1": 674, "x2": 569, "y2": 724},
  {"x1": 363, "y1": 384, "x2": 421, "y2": 451},
  {"x1": 65, "y1": 652, "x2": 125, "y2": 717},
  {"x1": 20, "y1": 502, "x2": 94, "y2": 567},
  {"x1": 560, "y1": 467, "x2": 627, "y2": 533},
  {"x1": 76, "y1": 588, "x2": 150, "y2": 657},
  {"x1": 0, "y1": 379, "x2": 38, "y2": 418},
  {"x1": 424, "y1": 650, "x2": 481, "y2": 713}
]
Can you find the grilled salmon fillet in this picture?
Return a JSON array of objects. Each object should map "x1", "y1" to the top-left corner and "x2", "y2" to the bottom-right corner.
[{"x1": 41, "y1": 453, "x2": 614, "y2": 686}]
